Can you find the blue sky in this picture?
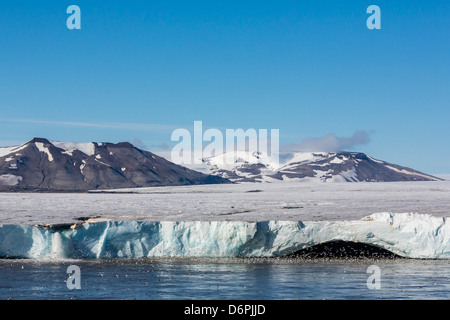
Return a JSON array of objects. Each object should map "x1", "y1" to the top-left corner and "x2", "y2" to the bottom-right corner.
[{"x1": 0, "y1": 0, "x2": 449, "y2": 173}]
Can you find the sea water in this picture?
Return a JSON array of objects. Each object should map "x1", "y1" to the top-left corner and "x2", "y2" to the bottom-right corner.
[{"x1": 0, "y1": 258, "x2": 449, "y2": 300}]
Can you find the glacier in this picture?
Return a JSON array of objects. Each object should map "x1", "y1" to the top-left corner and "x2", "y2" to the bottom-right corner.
[{"x1": 0, "y1": 212, "x2": 448, "y2": 260}]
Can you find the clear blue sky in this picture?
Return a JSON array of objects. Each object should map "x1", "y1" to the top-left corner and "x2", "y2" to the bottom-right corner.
[{"x1": 0, "y1": 0, "x2": 449, "y2": 173}]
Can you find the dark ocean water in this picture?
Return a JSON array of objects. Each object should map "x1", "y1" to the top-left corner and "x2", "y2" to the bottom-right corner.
[{"x1": 0, "y1": 258, "x2": 448, "y2": 300}]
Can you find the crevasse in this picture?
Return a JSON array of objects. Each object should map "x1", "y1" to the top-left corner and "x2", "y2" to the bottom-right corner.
[{"x1": 0, "y1": 213, "x2": 448, "y2": 259}]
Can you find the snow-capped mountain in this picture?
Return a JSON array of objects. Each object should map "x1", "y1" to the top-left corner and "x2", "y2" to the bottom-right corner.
[
  {"x1": 192, "y1": 151, "x2": 441, "y2": 183},
  {"x1": 0, "y1": 138, "x2": 229, "y2": 191}
]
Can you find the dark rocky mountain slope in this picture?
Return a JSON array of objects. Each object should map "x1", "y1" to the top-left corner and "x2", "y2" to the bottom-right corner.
[
  {"x1": 196, "y1": 151, "x2": 441, "y2": 183},
  {"x1": 0, "y1": 138, "x2": 229, "y2": 192}
]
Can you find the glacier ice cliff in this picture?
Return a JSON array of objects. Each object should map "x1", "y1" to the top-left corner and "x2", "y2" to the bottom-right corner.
[{"x1": 0, "y1": 213, "x2": 448, "y2": 259}]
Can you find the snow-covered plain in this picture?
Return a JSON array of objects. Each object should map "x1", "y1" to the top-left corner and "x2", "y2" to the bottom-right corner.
[
  {"x1": 0, "y1": 181, "x2": 449, "y2": 225},
  {"x1": 0, "y1": 181, "x2": 450, "y2": 259}
]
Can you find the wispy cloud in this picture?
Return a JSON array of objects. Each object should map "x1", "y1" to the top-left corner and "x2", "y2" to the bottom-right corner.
[
  {"x1": 0, "y1": 118, "x2": 178, "y2": 132},
  {"x1": 128, "y1": 138, "x2": 172, "y2": 151},
  {"x1": 281, "y1": 131, "x2": 372, "y2": 152},
  {"x1": 130, "y1": 138, "x2": 148, "y2": 150},
  {"x1": 150, "y1": 142, "x2": 171, "y2": 151}
]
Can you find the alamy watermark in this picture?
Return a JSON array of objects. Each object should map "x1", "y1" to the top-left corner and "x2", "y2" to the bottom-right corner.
[
  {"x1": 67, "y1": 5, "x2": 81, "y2": 30},
  {"x1": 65, "y1": 5, "x2": 379, "y2": 31},
  {"x1": 366, "y1": 265, "x2": 381, "y2": 290},
  {"x1": 66, "y1": 265, "x2": 81, "y2": 290},
  {"x1": 170, "y1": 121, "x2": 280, "y2": 166},
  {"x1": 367, "y1": 5, "x2": 381, "y2": 30}
]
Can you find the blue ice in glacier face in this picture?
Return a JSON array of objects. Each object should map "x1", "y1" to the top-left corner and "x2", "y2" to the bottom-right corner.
[{"x1": 0, "y1": 213, "x2": 449, "y2": 259}]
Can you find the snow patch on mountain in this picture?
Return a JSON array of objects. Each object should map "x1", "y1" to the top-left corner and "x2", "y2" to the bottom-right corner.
[
  {"x1": 0, "y1": 144, "x2": 27, "y2": 158},
  {"x1": 52, "y1": 141, "x2": 96, "y2": 156},
  {"x1": 0, "y1": 174, "x2": 23, "y2": 186},
  {"x1": 35, "y1": 142, "x2": 54, "y2": 162}
]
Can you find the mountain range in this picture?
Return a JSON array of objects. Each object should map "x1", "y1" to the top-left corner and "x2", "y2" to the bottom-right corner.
[
  {"x1": 190, "y1": 150, "x2": 442, "y2": 183},
  {"x1": 0, "y1": 138, "x2": 442, "y2": 192},
  {"x1": 0, "y1": 138, "x2": 228, "y2": 192}
]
